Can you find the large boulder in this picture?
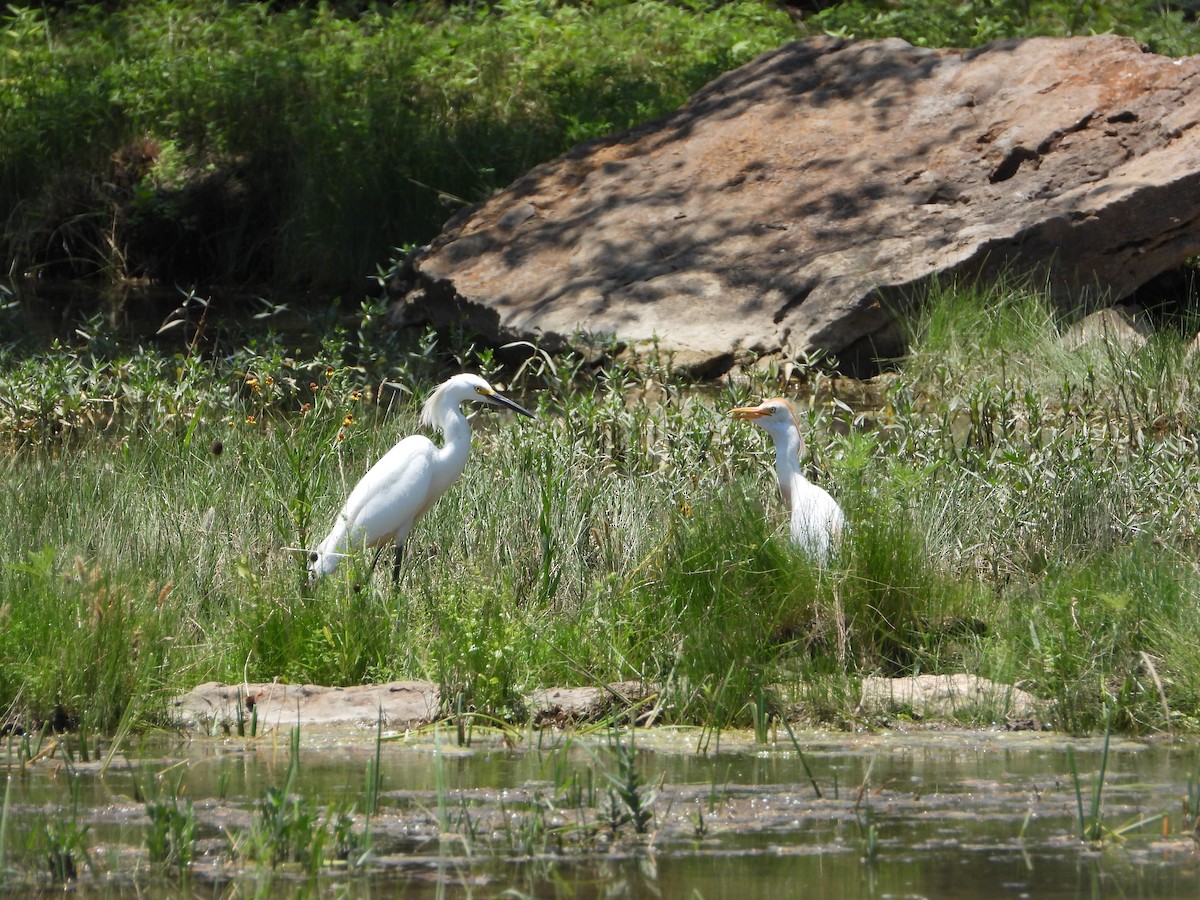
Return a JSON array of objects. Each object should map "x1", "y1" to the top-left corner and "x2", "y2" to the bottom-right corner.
[{"x1": 397, "y1": 35, "x2": 1200, "y2": 376}]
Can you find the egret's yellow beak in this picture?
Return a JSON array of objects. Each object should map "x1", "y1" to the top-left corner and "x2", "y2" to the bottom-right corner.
[{"x1": 730, "y1": 405, "x2": 769, "y2": 420}]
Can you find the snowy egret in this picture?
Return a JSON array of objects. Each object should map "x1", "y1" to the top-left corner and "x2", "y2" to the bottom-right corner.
[
  {"x1": 730, "y1": 398, "x2": 845, "y2": 560},
  {"x1": 308, "y1": 373, "x2": 534, "y2": 581}
]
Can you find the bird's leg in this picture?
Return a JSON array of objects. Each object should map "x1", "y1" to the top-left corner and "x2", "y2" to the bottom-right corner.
[
  {"x1": 391, "y1": 541, "x2": 405, "y2": 588},
  {"x1": 367, "y1": 545, "x2": 387, "y2": 581}
]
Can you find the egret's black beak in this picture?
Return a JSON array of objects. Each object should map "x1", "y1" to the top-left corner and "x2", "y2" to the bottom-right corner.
[{"x1": 487, "y1": 392, "x2": 535, "y2": 419}]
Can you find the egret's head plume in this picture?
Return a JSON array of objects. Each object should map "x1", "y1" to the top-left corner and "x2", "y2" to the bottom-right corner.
[{"x1": 421, "y1": 373, "x2": 533, "y2": 432}]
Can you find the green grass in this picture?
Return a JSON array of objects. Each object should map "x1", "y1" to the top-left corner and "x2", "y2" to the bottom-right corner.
[{"x1": 3, "y1": 275, "x2": 1200, "y2": 736}]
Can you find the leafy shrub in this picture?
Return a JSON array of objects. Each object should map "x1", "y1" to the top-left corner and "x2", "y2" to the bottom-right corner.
[
  {"x1": 1, "y1": 0, "x2": 793, "y2": 289},
  {"x1": 810, "y1": 0, "x2": 1199, "y2": 53}
]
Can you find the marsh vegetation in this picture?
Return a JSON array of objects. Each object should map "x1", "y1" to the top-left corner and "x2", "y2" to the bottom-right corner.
[{"x1": 3, "y1": 272, "x2": 1200, "y2": 741}]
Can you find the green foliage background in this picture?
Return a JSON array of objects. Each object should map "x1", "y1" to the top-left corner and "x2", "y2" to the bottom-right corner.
[
  {"x1": 1, "y1": 0, "x2": 791, "y2": 287},
  {"x1": 2, "y1": 0, "x2": 1196, "y2": 290}
]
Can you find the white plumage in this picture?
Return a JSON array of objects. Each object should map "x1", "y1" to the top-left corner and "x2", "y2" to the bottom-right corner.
[
  {"x1": 730, "y1": 397, "x2": 845, "y2": 561},
  {"x1": 308, "y1": 373, "x2": 533, "y2": 580}
]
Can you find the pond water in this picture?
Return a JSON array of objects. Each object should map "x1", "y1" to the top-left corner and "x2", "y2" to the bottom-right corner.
[{"x1": 3, "y1": 727, "x2": 1200, "y2": 897}]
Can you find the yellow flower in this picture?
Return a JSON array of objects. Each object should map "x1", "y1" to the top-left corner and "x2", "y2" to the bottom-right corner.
[
  {"x1": 245, "y1": 415, "x2": 257, "y2": 425},
  {"x1": 337, "y1": 430, "x2": 346, "y2": 441},
  {"x1": 350, "y1": 390, "x2": 362, "y2": 402},
  {"x1": 342, "y1": 414, "x2": 355, "y2": 427},
  {"x1": 245, "y1": 376, "x2": 261, "y2": 393},
  {"x1": 265, "y1": 376, "x2": 274, "y2": 386}
]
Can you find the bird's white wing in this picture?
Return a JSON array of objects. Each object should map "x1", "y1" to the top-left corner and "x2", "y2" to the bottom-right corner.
[
  {"x1": 789, "y1": 480, "x2": 846, "y2": 560},
  {"x1": 333, "y1": 435, "x2": 438, "y2": 550}
]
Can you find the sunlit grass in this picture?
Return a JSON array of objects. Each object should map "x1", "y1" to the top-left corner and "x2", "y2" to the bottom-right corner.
[{"x1": 3, "y1": 277, "x2": 1200, "y2": 735}]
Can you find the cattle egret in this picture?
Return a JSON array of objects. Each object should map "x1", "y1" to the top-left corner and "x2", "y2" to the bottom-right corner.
[
  {"x1": 730, "y1": 398, "x2": 845, "y2": 560},
  {"x1": 308, "y1": 373, "x2": 534, "y2": 581}
]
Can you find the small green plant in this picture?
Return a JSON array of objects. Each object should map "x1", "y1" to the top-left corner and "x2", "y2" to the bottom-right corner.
[
  {"x1": 857, "y1": 813, "x2": 879, "y2": 863},
  {"x1": 602, "y1": 732, "x2": 656, "y2": 836},
  {"x1": 19, "y1": 762, "x2": 92, "y2": 883},
  {"x1": 250, "y1": 783, "x2": 324, "y2": 871},
  {"x1": 1065, "y1": 711, "x2": 1167, "y2": 843},
  {"x1": 854, "y1": 756, "x2": 880, "y2": 863},
  {"x1": 1185, "y1": 755, "x2": 1200, "y2": 844},
  {"x1": 144, "y1": 797, "x2": 196, "y2": 870},
  {"x1": 1068, "y1": 710, "x2": 1113, "y2": 843},
  {"x1": 140, "y1": 769, "x2": 196, "y2": 870},
  {"x1": 36, "y1": 820, "x2": 88, "y2": 883},
  {"x1": 0, "y1": 776, "x2": 11, "y2": 882},
  {"x1": 365, "y1": 712, "x2": 384, "y2": 820},
  {"x1": 231, "y1": 727, "x2": 360, "y2": 873}
]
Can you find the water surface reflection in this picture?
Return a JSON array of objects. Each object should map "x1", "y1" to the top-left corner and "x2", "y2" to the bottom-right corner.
[{"x1": 3, "y1": 728, "x2": 1199, "y2": 896}]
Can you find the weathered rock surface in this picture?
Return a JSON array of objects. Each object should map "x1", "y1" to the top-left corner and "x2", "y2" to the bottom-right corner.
[
  {"x1": 529, "y1": 681, "x2": 655, "y2": 726},
  {"x1": 858, "y1": 674, "x2": 1043, "y2": 725},
  {"x1": 172, "y1": 676, "x2": 1041, "y2": 733},
  {"x1": 1063, "y1": 304, "x2": 1155, "y2": 350},
  {"x1": 398, "y1": 35, "x2": 1200, "y2": 375},
  {"x1": 172, "y1": 681, "x2": 440, "y2": 733},
  {"x1": 170, "y1": 680, "x2": 651, "y2": 733}
]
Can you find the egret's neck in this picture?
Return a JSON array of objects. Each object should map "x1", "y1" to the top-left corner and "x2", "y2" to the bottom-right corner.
[
  {"x1": 433, "y1": 408, "x2": 473, "y2": 488},
  {"x1": 771, "y1": 426, "x2": 807, "y2": 508}
]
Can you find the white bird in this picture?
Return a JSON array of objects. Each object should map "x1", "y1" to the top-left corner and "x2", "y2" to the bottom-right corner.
[
  {"x1": 730, "y1": 397, "x2": 845, "y2": 561},
  {"x1": 308, "y1": 373, "x2": 534, "y2": 581}
]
